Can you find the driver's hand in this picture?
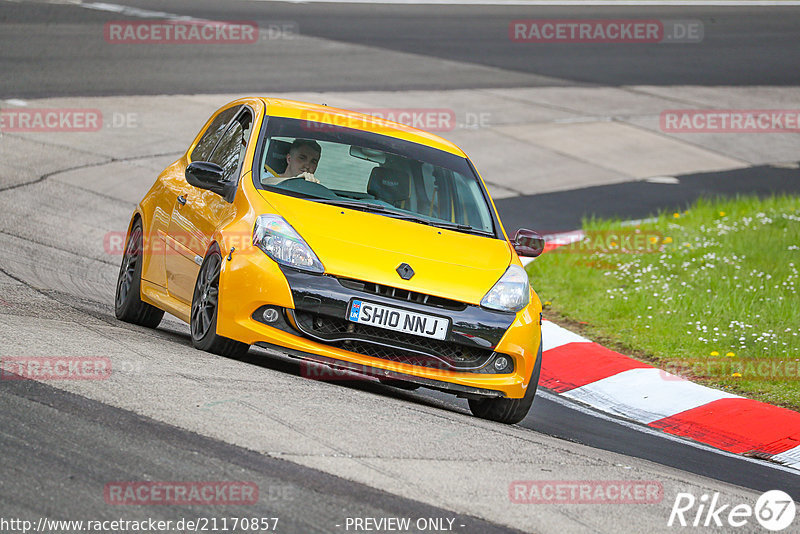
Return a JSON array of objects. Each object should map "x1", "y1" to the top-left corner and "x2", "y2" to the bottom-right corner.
[{"x1": 296, "y1": 171, "x2": 320, "y2": 184}]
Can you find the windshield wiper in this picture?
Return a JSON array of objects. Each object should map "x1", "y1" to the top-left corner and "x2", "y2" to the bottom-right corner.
[
  {"x1": 309, "y1": 198, "x2": 387, "y2": 213},
  {"x1": 379, "y1": 210, "x2": 493, "y2": 236},
  {"x1": 427, "y1": 220, "x2": 494, "y2": 236},
  {"x1": 310, "y1": 199, "x2": 492, "y2": 236}
]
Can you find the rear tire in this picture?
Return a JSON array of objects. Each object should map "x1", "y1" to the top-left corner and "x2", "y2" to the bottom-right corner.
[
  {"x1": 114, "y1": 220, "x2": 164, "y2": 329},
  {"x1": 190, "y1": 248, "x2": 250, "y2": 358},
  {"x1": 468, "y1": 344, "x2": 542, "y2": 425}
]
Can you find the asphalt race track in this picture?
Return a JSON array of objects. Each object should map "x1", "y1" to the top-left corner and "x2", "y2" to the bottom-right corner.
[
  {"x1": 3, "y1": 0, "x2": 800, "y2": 96},
  {"x1": 1, "y1": 1, "x2": 799, "y2": 533}
]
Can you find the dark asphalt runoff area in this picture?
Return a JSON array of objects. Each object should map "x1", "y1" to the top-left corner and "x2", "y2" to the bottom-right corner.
[
  {"x1": 2, "y1": 0, "x2": 800, "y2": 98},
  {"x1": 0, "y1": 369, "x2": 523, "y2": 533},
  {"x1": 2, "y1": 0, "x2": 799, "y2": 530},
  {"x1": 496, "y1": 164, "x2": 800, "y2": 233}
]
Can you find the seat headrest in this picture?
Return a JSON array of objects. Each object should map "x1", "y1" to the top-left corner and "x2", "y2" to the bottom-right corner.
[
  {"x1": 367, "y1": 167, "x2": 410, "y2": 204},
  {"x1": 265, "y1": 139, "x2": 291, "y2": 175}
]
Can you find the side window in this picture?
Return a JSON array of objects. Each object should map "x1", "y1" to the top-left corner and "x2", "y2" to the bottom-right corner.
[
  {"x1": 453, "y1": 175, "x2": 490, "y2": 231},
  {"x1": 190, "y1": 106, "x2": 240, "y2": 162},
  {"x1": 209, "y1": 110, "x2": 252, "y2": 182}
]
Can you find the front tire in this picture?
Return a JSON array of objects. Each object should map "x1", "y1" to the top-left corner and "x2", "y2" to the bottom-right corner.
[
  {"x1": 190, "y1": 248, "x2": 250, "y2": 358},
  {"x1": 115, "y1": 220, "x2": 164, "y2": 328},
  {"x1": 468, "y1": 343, "x2": 542, "y2": 424}
]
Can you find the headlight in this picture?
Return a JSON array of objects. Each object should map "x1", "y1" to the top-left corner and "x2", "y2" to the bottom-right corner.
[
  {"x1": 480, "y1": 265, "x2": 530, "y2": 313},
  {"x1": 253, "y1": 215, "x2": 324, "y2": 273}
]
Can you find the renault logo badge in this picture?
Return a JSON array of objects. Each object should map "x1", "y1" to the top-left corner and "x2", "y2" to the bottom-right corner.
[{"x1": 396, "y1": 263, "x2": 414, "y2": 280}]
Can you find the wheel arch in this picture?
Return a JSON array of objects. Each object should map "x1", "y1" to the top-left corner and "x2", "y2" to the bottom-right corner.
[
  {"x1": 124, "y1": 210, "x2": 144, "y2": 237},
  {"x1": 205, "y1": 237, "x2": 223, "y2": 256}
]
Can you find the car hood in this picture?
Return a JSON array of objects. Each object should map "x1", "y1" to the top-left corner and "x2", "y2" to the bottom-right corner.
[{"x1": 261, "y1": 192, "x2": 512, "y2": 305}]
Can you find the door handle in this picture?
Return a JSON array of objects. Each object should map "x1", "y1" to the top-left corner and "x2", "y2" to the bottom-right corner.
[{"x1": 177, "y1": 195, "x2": 187, "y2": 205}]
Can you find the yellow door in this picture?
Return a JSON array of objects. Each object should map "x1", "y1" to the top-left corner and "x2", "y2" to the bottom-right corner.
[{"x1": 165, "y1": 107, "x2": 251, "y2": 304}]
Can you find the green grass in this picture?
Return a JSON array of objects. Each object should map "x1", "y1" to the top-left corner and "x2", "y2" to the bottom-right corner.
[{"x1": 527, "y1": 195, "x2": 800, "y2": 409}]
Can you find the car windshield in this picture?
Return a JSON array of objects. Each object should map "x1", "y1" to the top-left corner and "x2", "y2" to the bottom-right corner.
[{"x1": 255, "y1": 116, "x2": 496, "y2": 236}]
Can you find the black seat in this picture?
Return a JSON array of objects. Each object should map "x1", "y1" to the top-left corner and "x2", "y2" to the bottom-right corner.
[
  {"x1": 367, "y1": 167, "x2": 411, "y2": 209},
  {"x1": 264, "y1": 139, "x2": 291, "y2": 175}
]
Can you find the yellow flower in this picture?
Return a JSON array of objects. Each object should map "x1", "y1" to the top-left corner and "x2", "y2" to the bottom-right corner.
[
  {"x1": 719, "y1": 211, "x2": 726, "y2": 217},
  {"x1": 731, "y1": 372, "x2": 742, "y2": 378},
  {"x1": 673, "y1": 213, "x2": 680, "y2": 219},
  {"x1": 710, "y1": 351, "x2": 719, "y2": 356},
  {"x1": 544, "y1": 301, "x2": 552, "y2": 306},
  {"x1": 663, "y1": 236, "x2": 673, "y2": 244},
  {"x1": 649, "y1": 236, "x2": 658, "y2": 244},
  {"x1": 726, "y1": 352, "x2": 735, "y2": 357}
]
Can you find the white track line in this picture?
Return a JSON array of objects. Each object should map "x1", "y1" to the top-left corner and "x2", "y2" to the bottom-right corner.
[
  {"x1": 772, "y1": 446, "x2": 800, "y2": 469},
  {"x1": 541, "y1": 320, "x2": 591, "y2": 351}
]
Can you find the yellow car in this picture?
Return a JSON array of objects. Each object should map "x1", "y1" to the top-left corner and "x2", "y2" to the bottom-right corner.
[{"x1": 115, "y1": 97, "x2": 544, "y2": 424}]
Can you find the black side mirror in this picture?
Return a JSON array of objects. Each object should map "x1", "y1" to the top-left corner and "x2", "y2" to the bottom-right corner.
[
  {"x1": 185, "y1": 161, "x2": 235, "y2": 201},
  {"x1": 512, "y1": 229, "x2": 545, "y2": 258}
]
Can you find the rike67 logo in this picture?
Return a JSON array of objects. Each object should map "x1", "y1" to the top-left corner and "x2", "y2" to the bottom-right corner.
[{"x1": 668, "y1": 490, "x2": 796, "y2": 531}]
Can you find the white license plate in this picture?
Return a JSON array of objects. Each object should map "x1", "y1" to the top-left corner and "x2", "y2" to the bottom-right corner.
[{"x1": 348, "y1": 300, "x2": 449, "y2": 341}]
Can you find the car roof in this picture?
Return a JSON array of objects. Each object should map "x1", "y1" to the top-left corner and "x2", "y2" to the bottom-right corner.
[{"x1": 259, "y1": 97, "x2": 466, "y2": 157}]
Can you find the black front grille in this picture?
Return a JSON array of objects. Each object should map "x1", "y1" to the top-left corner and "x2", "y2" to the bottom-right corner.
[
  {"x1": 336, "y1": 277, "x2": 467, "y2": 311},
  {"x1": 293, "y1": 311, "x2": 499, "y2": 372},
  {"x1": 341, "y1": 341, "x2": 455, "y2": 369}
]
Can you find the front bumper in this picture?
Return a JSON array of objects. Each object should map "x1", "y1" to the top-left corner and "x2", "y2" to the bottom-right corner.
[
  {"x1": 254, "y1": 340, "x2": 506, "y2": 399},
  {"x1": 278, "y1": 268, "x2": 516, "y2": 372},
  {"x1": 216, "y1": 254, "x2": 541, "y2": 398}
]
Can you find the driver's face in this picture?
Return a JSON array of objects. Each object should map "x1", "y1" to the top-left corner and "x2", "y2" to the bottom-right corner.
[{"x1": 284, "y1": 146, "x2": 320, "y2": 176}]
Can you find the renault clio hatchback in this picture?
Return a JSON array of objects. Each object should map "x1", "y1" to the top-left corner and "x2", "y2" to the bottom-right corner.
[{"x1": 115, "y1": 98, "x2": 545, "y2": 424}]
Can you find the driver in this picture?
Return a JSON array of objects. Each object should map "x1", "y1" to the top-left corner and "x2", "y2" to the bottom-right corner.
[{"x1": 262, "y1": 139, "x2": 322, "y2": 186}]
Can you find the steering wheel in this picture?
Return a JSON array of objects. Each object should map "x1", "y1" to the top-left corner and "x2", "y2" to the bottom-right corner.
[{"x1": 275, "y1": 177, "x2": 339, "y2": 199}]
